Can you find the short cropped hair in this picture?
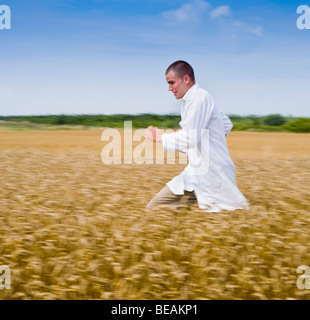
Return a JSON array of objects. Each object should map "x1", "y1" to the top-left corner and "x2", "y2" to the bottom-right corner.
[{"x1": 166, "y1": 60, "x2": 195, "y2": 83}]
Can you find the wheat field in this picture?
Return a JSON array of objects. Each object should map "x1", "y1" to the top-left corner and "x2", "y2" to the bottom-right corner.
[{"x1": 0, "y1": 129, "x2": 310, "y2": 300}]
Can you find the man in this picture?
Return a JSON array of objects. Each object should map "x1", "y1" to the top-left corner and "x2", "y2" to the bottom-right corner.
[{"x1": 144, "y1": 60, "x2": 248, "y2": 212}]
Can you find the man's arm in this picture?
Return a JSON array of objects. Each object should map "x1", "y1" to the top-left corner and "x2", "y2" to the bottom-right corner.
[
  {"x1": 220, "y1": 109, "x2": 233, "y2": 137},
  {"x1": 145, "y1": 93, "x2": 214, "y2": 152},
  {"x1": 160, "y1": 93, "x2": 214, "y2": 153}
]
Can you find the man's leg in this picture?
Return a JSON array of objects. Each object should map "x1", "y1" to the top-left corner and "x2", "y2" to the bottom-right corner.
[{"x1": 146, "y1": 185, "x2": 197, "y2": 209}]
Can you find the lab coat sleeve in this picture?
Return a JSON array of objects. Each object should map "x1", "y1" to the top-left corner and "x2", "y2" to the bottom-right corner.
[
  {"x1": 219, "y1": 109, "x2": 233, "y2": 137},
  {"x1": 162, "y1": 93, "x2": 214, "y2": 153}
]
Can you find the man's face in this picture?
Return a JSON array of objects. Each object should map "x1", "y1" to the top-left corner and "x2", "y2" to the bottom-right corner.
[{"x1": 166, "y1": 70, "x2": 189, "y2": 100}]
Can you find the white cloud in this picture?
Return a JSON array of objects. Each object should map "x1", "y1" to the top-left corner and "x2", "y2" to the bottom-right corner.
[
  {"x1": 232, "y1": 20, "x2": 264, "y2": 37},
  {"x1": 232, "y1": 20, "x2": 244, "y2": 27},
  {"x1": 161, "y1": 0, "x2": 209, "y2": 25},
  {"x1": 209, "y1": 5, "x2": 231, "y2": 19},
  {"x1": 250, "y1": 26, "x2": 264, "y2": 36}
]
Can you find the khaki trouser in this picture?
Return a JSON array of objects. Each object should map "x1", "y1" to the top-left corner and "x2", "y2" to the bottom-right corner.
[{"x1": 146, "y1": 185, "x2": 197, "y2": 209}]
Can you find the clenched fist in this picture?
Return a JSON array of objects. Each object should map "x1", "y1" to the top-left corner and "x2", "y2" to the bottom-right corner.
[{"x1": 144, "y1": 126, "x2": 162, "y2": 142}]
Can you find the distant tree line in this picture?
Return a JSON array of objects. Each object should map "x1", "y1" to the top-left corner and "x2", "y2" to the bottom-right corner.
[
  {"x1": 0, "y1": 113, "x2": 309, "y2": 132},
  {"x1": 228, "y1": 114, "x2": 310, "y2": 133},
  {"x1": 0, "y1": 114, "x2": 180, "y2": 129}
]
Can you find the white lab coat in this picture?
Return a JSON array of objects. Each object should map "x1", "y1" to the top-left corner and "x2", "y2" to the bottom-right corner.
[{"x1": 161, "y1": 84, "x2": 249, "y2": 212}]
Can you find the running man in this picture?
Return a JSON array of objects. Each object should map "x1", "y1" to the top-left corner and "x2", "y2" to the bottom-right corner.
[{"x1": 144, "y1": 60, "x2": 248, "y2": 212}]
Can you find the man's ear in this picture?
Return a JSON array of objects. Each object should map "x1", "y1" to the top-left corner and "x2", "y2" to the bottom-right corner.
[{"x1": 183, "y1": 74, "x2": 190, "y2": 84}]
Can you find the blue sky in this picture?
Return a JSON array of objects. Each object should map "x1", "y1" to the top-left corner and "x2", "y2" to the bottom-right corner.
[{"x1": 0, "y1": 0, "x2": 309, "y2": 116}]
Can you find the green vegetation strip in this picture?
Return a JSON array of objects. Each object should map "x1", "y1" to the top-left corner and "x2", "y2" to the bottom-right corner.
[{"x1": 0, "y1": 114, "x2": 309, "y2": 132}]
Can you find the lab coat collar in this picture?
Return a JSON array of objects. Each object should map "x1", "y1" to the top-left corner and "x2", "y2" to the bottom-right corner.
[{"x1": 182, "y1": 84, "x2": 199, "y2": 102}]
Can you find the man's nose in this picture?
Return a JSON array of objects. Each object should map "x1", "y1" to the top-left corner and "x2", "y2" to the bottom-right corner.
[{"x1": 168, "y1": 85, "x2": 173, "y2": 91}]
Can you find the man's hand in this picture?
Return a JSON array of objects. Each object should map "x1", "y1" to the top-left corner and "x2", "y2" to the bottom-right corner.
[{"x1": 144, "y1": 126, "x2": 162, "y2": 142}]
